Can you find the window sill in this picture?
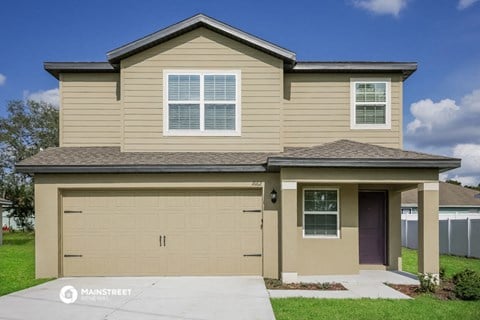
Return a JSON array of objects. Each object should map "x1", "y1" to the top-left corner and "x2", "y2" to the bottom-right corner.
[
  {"x1": 163, "y1": 130, "x2": 241, "y2": 137},
  {"x1": 350, "y1": 124, "x2": 391, "y2": 130},
  {"x1": 302, "y1": 234, "x2": 341, "y2": 239}
]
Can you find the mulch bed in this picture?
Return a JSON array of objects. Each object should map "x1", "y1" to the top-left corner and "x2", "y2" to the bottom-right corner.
[
  {"x1": 387, "y1": 280, "x2": 457, "y2": 300},
  {"x1": 264, "y1": 278, "x2": 347, "y2": 290}
]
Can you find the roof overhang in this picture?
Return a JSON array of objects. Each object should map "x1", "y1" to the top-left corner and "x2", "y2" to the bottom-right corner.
[
  {"x1": 289, "y1": 62, "x2": 418, "y2": 80},
  {"x1": 267, "y1": 158, "x2": 460, "y2": 172},
  {"x1": 44, "y1": 62, "x2": 118, "y2": 80},
  {"x1": 17, "y1": 158, "x2": 460, "y2": 174},
  {"x1": 106, "y1": 14, "x2": 296, "y2": 64},
  {"x1": 16, "y1": 165, "x2": 267, "y2": 174}
]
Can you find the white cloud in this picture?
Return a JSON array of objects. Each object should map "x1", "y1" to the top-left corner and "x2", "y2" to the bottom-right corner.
[
  {"x1": 0, "y1": 73, "x2": 6, "y2": 86},
  {"x1": 405, "y1": 89, "x2": 480, "y2": 148},
  {"x1": 24, "y1": 88, "x2": 59, "y2": 107},
  {"x1": 458, "y1": 0, "x2": 479, "y2": 9},
  {"x1": 353, "y1": 0, "x2": 408, "y2": 16},
  {"x1": 405, "y1": 88, "x2": 480, "y2": 187}
]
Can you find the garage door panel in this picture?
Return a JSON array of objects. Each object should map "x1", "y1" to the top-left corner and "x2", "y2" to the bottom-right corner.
[
  {"x1": 167, "y1": 213, "x2": 186, "y2": 230},
  {"x1": 62, "y1": 189, "x2": 262, "y2": 276}
]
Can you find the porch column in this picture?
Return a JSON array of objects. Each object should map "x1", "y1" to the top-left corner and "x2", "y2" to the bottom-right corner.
[
  {"x1": 418, "y1": 182, "x2": 439, "y2": 276},
  {"x1": 281, "y1": 180, "x2": 298, "y2": 283},
  {"x1": 388, "y1": 190, "x2": 402, "y2": 270}
]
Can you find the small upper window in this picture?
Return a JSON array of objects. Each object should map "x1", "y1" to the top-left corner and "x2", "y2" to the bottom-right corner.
[
  {"x1": 164, "y1": 71, "x2": 240, "y2": 136},
  {"x1": 351, "y1": 79, "x2": 391, "y2": 129},
  {"x1": 303, "y1": 189, "x2": 340, "y2": 238}
]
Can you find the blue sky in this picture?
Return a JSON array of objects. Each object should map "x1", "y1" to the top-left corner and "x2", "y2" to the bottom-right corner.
[{"x1": 0, "y1": 0, "x2": 479, "y2": 184}]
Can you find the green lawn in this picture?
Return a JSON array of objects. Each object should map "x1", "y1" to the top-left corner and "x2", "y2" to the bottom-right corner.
[
  {"x1": 271, "y1": 296, "x2": 480, "y2": 320},
  {"x1": 271, "y1": 248, "x2": 480, "y2": 320},
  {"x1": 402, "y1": 247, "x2": 480, "y2": 278},
  {"x1": 0, "y1": 232, "x2": 53, "y2": 296}
]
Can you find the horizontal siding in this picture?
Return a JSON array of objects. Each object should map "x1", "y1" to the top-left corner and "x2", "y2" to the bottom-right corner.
[
  {"x1": 121, "y1": 27, "x2": 283, "y2": 152},
  {"x1": 60, "y1": 73, "x2": 121, "y2": 147},
  {"x1": 283, "y1": 73, "x2": 403, "y2": 149}
]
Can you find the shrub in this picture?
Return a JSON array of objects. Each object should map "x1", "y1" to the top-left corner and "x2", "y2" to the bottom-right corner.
[
  {"x1": 418, "y1": 273, "x2": 439, "y2": 293},
  {"x1": 453, "y1": 269, "x2": 480, "y2": 300},
  {"x1": 439, "y1": 266, "x2": 446, "y2": 281}
]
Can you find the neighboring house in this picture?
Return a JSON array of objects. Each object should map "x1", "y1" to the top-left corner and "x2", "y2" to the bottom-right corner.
[
  {"x1": 0, "y1": 197, "x2": 12, "y2": 245},
  {"x1": 401, "y1": 182, "x2": 480, "y2": 258},
  {"x1": 402, "y1": 182, "x2": 480, "y2": 215},
  {"x1": 16, "y1": 14, "x2": 461, "y2": 282}
]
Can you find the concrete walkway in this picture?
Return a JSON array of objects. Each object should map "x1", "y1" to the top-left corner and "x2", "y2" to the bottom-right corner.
[
  {"x1": 269, "y1": 270, "x2": 419, "y2": 299},
  {"x1": 0, "y1": 276, "x2": 275, "y2": 320}
]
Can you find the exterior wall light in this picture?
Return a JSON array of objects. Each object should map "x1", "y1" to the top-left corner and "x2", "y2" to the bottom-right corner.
[{"x1": 270, "y1": 188, "x2": 278, "y2": 204}]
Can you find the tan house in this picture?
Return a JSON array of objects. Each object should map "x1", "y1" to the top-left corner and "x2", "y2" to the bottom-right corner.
[
  {"x1": 402, "y1": 181, "x2": 480, "y2": 214},
  {"x1": 17, "y1": 14, "x2": 460, "y2": 282}
]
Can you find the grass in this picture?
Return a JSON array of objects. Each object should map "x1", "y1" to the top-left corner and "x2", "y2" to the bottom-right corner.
[
  {"x1": 271, "y1": 295, "x2": 480, "y2": 320},
  {"x1": 271, "y1": 248, "x2": 480, "y2": 319},
  {"x1": 0, "y1": 232, "x2": 53, "y2": 296},
  {"x1": 402, "y1": 247, "x2": 480, "y2": 278}
]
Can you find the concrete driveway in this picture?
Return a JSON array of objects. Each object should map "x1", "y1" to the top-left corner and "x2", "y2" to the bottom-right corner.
[{"x1": 0, "y1": 276, "x2": 275, "y2": 320}]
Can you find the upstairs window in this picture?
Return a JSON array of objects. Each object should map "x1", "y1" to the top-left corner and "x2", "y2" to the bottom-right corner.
[
  {"x1": 164, "y1": 71, "x2": 241, "y2": 136},
  {"x1": 350, "y1": 79, "x2": 391, "y2": 129}
]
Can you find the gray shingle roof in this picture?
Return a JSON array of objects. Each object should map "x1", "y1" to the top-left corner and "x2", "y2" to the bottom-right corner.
[
  {"x1": 16, "y1": 140, "x2": 460, "y2": 173},
  {"x1": 402, "y1": 182, "x2": 480, "y2": 207}
]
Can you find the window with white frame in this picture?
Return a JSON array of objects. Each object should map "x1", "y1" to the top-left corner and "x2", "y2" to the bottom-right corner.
[
  {"x1": 303, "y1": 189, "x2": 339, "y2": 237},
  {"x1": 164, "y1": 71, "x2": 240, "y2": 135},
  {"x1": 351, "y1": 79, "x2": 391, "y2": 129}
]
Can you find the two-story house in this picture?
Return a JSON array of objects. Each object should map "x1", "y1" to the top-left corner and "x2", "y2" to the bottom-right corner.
[{"x1": 17, "y1": 14, "x2": 460, "y2": 283}]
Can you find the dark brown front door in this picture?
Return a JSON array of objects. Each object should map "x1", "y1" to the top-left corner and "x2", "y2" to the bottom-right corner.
[{"x1": 359, "y1": 191, "x2": 387, "y2": 265}]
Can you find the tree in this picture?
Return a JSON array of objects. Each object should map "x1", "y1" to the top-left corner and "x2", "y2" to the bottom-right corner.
[
  {"x1": 445, "y1": 179, "x2": 462, "y2": 186},
  {"x1": 0, "y1": 100, "x2": 58, "y2": 230},
  {"x1": 465, "y1": 184, "x2": 480, "y2": 191}
]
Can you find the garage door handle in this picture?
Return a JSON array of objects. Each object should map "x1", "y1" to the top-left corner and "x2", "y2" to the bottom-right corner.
[
  {"x1": 243, "y1": 209, "x2": 261, "y2": 213},
  {"x1": 243, "y1": 254, "x2": 262, "y2": 257},
  {"x1": 64, "y1": 210, "x2": 82, "y2": 214},
  {"x1": 64, "y1": 254, "x2": 83, "y2": 258},
  {"x1": 159, "y1": 235, "x2": 166, "y2": 247}
]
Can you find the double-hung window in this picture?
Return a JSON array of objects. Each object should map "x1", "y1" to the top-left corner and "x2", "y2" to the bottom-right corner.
[
  {"x1": 350, "y1": 78, "x2": 391, "y2": 129},
  {"x1": 303, "y1": 188, "x2": 340, "y2": 238},
  {"x1": 164, "y1": 71, "x2": 240, "y2": 136}
]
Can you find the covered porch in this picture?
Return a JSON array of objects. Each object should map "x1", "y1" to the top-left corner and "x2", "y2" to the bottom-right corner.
[{"x1": 279, "y1": 167, "x2": 442, "y2": 283}]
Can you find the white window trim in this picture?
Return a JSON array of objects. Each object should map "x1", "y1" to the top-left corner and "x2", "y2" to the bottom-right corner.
[
  {"x1": 163, "y1": 70, "x2": 242, "y2": 136},
  {"x1": 350, "y1": 78, "x2": 391, "y2": 130},
  {"x1": 302, "y1": 187, "x2": 340, "y2": 239}
]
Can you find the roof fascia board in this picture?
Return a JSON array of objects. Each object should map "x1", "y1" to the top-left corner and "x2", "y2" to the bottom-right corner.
[
  {"x1": 15, "y1": 165, "x2": 267, "y2": 174},
  {"x1": 44, "y1": 62, "x2": 117, "y2": 79},
  {"x1": 267, "y1": 158, "x2": 461, "y2": 170},
  {"x1": 288, "y1": 62, "x2": 418, "y2": 80}
]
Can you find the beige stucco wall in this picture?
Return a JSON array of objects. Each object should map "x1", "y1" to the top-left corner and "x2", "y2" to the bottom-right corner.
[
  {"x1": 296, "y1": 184, "x2": 359, "y2": 275},
  {"x1": 60, "y1": 73, "x2": 121, "y2": 147},
  {"x1": 34, "y1": 173, "x2": 280, "y2": 279},
  {"x1": 283, "y1": 73, "x2": 403, "y2": 149},
  {"x1": 34, "y1": 168, "x2": 439, "y2": 279},
  {"x1": 120, "y1": 27, "x2": 284, "y2": 152}
]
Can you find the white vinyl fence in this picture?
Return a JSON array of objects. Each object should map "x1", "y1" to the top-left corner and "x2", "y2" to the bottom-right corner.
[{"x1": 401, "y1": 213, "x2": 480, "y2": 258}]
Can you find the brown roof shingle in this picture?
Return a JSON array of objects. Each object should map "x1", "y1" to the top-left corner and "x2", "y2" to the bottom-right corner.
[
  {"x1": 16, "y1": 140, "x2": 460, "y2": 173},
  {"x1": 402, "y1": 182, "x2": 480, "y2": 207}
]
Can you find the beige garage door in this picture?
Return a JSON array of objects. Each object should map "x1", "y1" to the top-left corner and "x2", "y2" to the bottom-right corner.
[{"x1": 62, "y1": 189, "x2": 263, "y2": 276}]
